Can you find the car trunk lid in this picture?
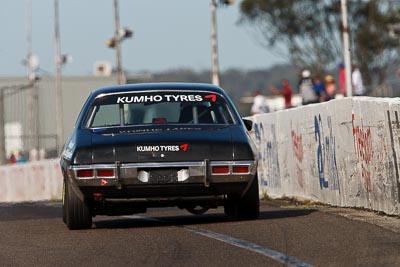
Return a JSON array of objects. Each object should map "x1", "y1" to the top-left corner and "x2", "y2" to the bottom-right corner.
[{"x1": 90, "y1": 125, "x2": 233, "y2": 163}]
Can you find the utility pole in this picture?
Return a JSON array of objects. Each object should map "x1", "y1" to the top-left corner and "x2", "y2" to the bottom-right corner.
[
  {"x1": 341, "y1": 0, "x2": 352, "y2": 97},
  {"x1": 210, "y1": 0, "x2": 220, "y2": 86},
  {"x1": 26, "y1": 0, "x2": 32, "y2": 80},
  {"x1": 106, "y1": 0, "x2": 132, "y2": 83},
  {"x1": 54, "y1": 0, "x2": 63, "y2": 154},
  {"x1": 26, "y1": 0, "x2": 39, "y2": 151},
  {"x1": 113, "y1": 0, "x2": 124, "y2": 85}
]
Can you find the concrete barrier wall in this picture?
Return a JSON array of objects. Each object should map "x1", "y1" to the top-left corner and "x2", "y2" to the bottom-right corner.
[
  {"x1": 252, "y1": 97, "x2": 400, "y2": 215},
  {"x1": 0, "y1": 159, "x2": 62, "y2": 202}
]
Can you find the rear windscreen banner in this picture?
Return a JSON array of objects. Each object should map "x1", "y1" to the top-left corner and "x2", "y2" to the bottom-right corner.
[{"x1": 94, "y1": 92, "x2": 219, "y2": 105}]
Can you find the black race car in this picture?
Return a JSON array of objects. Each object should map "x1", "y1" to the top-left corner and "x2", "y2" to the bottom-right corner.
[{"x1": 60, "y1": 83, "x2": 259, "y2": 230}]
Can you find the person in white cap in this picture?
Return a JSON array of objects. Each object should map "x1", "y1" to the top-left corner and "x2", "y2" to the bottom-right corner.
[
  {"x1": 250, "y1": 90, "x2": 269, "y2": 114},
  {"x1": 298, "y1": 69, "x2": 318, "y2": 105}
]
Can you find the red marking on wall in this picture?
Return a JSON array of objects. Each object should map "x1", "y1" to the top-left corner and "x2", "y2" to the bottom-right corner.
[
  {"x1": 205, "y1": 94, "x2": 216, "y2": 102},
  {"x1": 352, "y1": 113, "x2": 373, "y2": 192},
  {"x1": 291, "y1": 130, "x2": 303, "y2": 162},
  {"x1": 291, "y1": 130, "x2": 304, "y2": 188},
  {"x1": 180, "y1": 143, "x2": 188, "y2": 152}
]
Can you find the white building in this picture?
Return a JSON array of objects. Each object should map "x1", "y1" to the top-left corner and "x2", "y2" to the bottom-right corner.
[{"x1": 0, "y1": 75, "x2": 118, "y2": 158}]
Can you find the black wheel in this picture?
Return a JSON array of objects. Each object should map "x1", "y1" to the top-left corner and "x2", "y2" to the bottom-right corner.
[
  {"x1": 64, "y1": 179, "x2": 92, "y2": 230},
  {"x1": 224, "y1": 175, "x2": 260, "y2": 219},
  {"x1": 62, "y1": 180, "x2": 66, "y2": 223},
  {"x1": 186, "y1": 206, "x2": 209, "y2": 215},
  {"x1": 224, "y1": 194, "x2": 236, "y2": 217}
]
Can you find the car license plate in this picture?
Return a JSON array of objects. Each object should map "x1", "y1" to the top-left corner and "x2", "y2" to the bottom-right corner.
[{"x1": 149, "y1": 169, "x2": 178, "y2": 183}]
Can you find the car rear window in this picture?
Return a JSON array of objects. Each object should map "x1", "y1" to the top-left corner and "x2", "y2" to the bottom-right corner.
[{"x1": 84, "y1": 91, "x2": 235, "y2": 128}]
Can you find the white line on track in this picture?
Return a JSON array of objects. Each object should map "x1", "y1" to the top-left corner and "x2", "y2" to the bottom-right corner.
[
  {"x1": 184, "y1": 226, "x2": 313, "y2": 267},
  {"x1": 123, "y1": 215, "x2": 313, "y2": 267}
]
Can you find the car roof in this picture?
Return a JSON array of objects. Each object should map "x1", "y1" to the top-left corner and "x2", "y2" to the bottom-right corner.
[{"x1": 91, "y1": 82, "x2": 227, "y2": 97}]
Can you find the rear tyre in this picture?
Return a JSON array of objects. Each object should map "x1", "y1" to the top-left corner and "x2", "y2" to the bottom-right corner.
[
  {"x1": 64, "y1": 179, "x2": 92, "y2": 230},
  {"x1": 223, "y1": 194, "x2": 236, "y2": 217},
  {"x1": 62, "y1": 180, "x2": 66, "y2": 223},
  {"x1": 186, "y1": 206, "x2": 209, "y2": 215},
  {"x1": 224, "y1": 175, "x2": 260, "y2": 219}
]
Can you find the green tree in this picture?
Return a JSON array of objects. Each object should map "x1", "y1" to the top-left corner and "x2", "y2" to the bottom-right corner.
[{"x1": 240, "y1": 0, "x2": 400, "y2": 86}]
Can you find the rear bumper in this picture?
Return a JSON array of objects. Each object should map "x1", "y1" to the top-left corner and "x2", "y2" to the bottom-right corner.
[
  {"x1": 69, "y1": 160, "x2": 256, "y2": 185},
  {"x1": 67, "y1": 160, "x2": 257, "y2": 198}
]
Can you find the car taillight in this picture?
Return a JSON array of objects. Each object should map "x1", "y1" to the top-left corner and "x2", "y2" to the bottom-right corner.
[
  {"x1": 77, "y1": 169, "x2": 94, "y2": 178},
  {"x1": 212, "y1": 166, "x2": 229, "y2": 174},
  {"x1": 97, "y1": 169, "x2": 114, "y2": 177},
  {"x1": 233, "y1": 166, "x2": 249, "y2": 174}
]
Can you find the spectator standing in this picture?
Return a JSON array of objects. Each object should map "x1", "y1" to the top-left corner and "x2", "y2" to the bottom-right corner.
[
  {"x1": 29, "y1": 149, "x2": 38, "y2": 161},
  {"x1": 9, "y1": 153, "x2": 16, "y2": 164},
  {"x1": 16, "y1": 151, "x2": 26, "y2": 163},
  {"x1": 39, "y1": 149, "x2": 47, "y2": 160},
  {"x1": 269, "y1": 79, "x2": 293, "y2": 109},
  {"x1": 298, "y1": 70, "x2": 318, "y2": 105},
  {"x1": 338, "y1": 63, "x2": 346, "y2": 96},
  {"x1": 352, "y1": 65, "x2": 366, "y2": 96},
  {"x1": 250, "y1": 90, "x2": 269, "y2": 114},
  {"x1": 324, "y1": 75, "x2": 337, "y2": 101},
  {"x1": 313, "y1": 76, "x2": 327, "y2": 102}
]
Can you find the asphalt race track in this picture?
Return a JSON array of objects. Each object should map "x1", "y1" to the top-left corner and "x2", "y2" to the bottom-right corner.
[{"x1": 0, "y1": 200, "x2": 399, "y2": 266}]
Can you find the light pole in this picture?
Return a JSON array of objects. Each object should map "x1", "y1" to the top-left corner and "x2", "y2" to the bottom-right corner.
[
  {"x1": 107, "y1": 0, "x2": 132, "y2": 84},
  {"x1": 210, "y1": 0, "x2": 220, "y2": 86},
  {"x1": 341, "y1": 0, "x2": 353, "y2": 97},
  {"x1": 113, "y1": 0, "x2": 124, "y2": 85},
  {"x1": 54, "y1": 0, "x2": 63, "y2": 154},
  {"x1": 209, "y1": 0, "x2": 235, "y2": 87}
]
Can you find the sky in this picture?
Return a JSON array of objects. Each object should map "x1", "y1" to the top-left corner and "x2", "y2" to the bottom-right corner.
[{"x1": 0, "y1": 0, "x2": 288, "y2": 77}]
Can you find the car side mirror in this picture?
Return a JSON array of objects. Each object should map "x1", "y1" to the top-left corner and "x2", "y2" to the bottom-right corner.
[{"x1": 242, "y1": 119, "x2": 253, "y2": 131}]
